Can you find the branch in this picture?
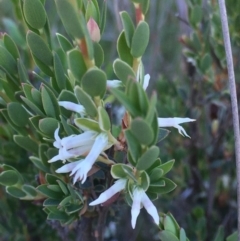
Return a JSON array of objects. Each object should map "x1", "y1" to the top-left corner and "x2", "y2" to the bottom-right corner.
[{"x1": 218, "y1": 0, "x2": 240, "y2": 239}]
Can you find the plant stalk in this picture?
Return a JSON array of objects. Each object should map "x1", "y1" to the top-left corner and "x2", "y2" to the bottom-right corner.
[{"x1": 218, "y1": 0, "x2": 240, "y2": 239}]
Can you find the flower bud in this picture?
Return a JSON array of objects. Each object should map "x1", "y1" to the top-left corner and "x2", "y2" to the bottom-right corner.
[{"x1": 87, "y1": 17, "x2": 100, "y2": 42}]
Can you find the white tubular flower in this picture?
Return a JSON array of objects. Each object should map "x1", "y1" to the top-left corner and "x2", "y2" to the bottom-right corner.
[
  {"x1": 48, "y1": 127, "x2": 97, "y2": 163},
  {"x1": 56, "y1": 133, "x2": 109, "y2": 184},
  {"x1": 158, "y1": 117, "x2": 196, "y2": 138},
  {"x1": 58, "y1": 101, "x2": 85, "y2": 116},
  {"x1": 131, "y1": 188, "x2": 159, "y2": 229},
  {"x1": 106, "y1": 80, "x2": 122, "y2": 89},
  {"x1": 89, "y1": 179, "x2": 127, "y2": 206},
  {"x1": 143, "y1": 74, "x2": 150, "y2": 90}
]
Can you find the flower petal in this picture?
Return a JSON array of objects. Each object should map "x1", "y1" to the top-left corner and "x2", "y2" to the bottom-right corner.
[
  {"x1": 62, "y1": 131, "x2": 97, "y2": 150},
  {"x1": 56, "y1": 160, "x2": 82, "y2": 173},
  {"x1": 143, "y1": 74, "x2": 150, "y2": 90},
  {"x1": 69, "y1": 133, "x2": 109, "y2": 184},
  {"x1": 107, "y1": 80, "x2": 122, "y2": 88},
  {"x1": 89, "y1": 179, "x2": 127, "y2": 205},
  {"x1": 53, "y1": 126, "x2": 61, "y2": 148},
  {"x1": 131, "y1": 188, "x2": 142, "y2": 229},
  {"x1": 158, "y1": 117, "x2": 195, "y2": 138},
  {"x1": 141, "y1": 192, "x2": 159, "y2": 226},
  {"x1": 48, "y1": 147, "x2": 74, "y2": 163},
  {"x1": 71, "y1": 160, "x2": 92, "y2": 184},
  {"x1": 58, "y1": 101, "x2": 85, "y2": 116},
  {"x1": 84, "y1": 133, "x2": 108, "y2": 164}
]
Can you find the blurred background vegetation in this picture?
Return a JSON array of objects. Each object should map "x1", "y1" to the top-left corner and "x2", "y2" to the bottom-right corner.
[{"x1": 0, "y1": 0, "x2": 239, "y2": 240}]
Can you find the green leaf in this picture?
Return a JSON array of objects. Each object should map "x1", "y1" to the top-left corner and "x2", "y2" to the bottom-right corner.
[
  {"x1": 146, "y1": 93, "x2": 157, "y2": 123},
  {"x1": 56, "y1": 180, "x2": 69, "y2": 196},
  {"x1": 93, "y1": 42, "x2": 104, "y2": 67},
  {"x1": 117, "y1": 31, "x2": 133, "y2": 66},
  {"x1": 14, "y1": 135, "x2": 38, "y2": 154},
  {"x1": 113, "y1": 58, "x2": 135, "y2": 85},
  {"x1": 74, "y1": 86, "x2": 98, "y2": 118},
  {"x1": 0, "y1": 170, "x2": 19, "y2": 186},
  {"x1": 155, "y1": 177, "x2": 176, "y2": 194},
  {"x1": 45, "y1": 174, "x2": 62, "y2": 185},
  {"x1": 200, "y1": 53, "x2": 212, "y2": 73},
  {"x1": 213, "y1": 226, "x2": 224, "y2": 241},
  {"x1": 125, "y1": 129, "x2": 141, "y2": 163},
  {"x1": 22, "y1": 185, "x2": 38, "y2": 197},
  {"x1": 81, "y1": 68, "x2": 106, "y2": 98},
  {"x1": 0, "y1": 46, "x2": 17, "y2": 75},
  {"x1": 67, "y1": 49, "x2": 87, "y2": 82},
  {"x1": 26, "y1": 31, "x2": 53, "y2": 66},
  {"x1": 47, "y1": 211, "x2": 69, "y2": 221},
  {"x1": 39, "y1": 143, "x2": 50, "y2": 166},
  {"x1": 226, "y1": 231, "x2": 237, "y2": 241},
  {"x1": 122, "y1": 165, "x2": 137, "y2": 182},
  {"x1": 98, "y1": 106, "x2": 110, "y2": 131},
  {"x1": 120, "y1": 11, "x2": 135, "y2": 48},
  {"x1": 163, "y1": 214, "x2": 179, "y2": 236},
  {"x1": 149, "y1": 168, "x2": 164, "y2": 182},
  {"x1": 99, "y1": 0, "x2": 107, "y2": 34},
  {"x1": 0, "y1": 109, "x2": 27, "y2": 135},
  {"x1": 136, "y1": 146, "x2": 159, "y2": 170},
  {"x1": 29, "y1": 156, "x2": 51, "y2": 173},
  {"x1": 23, "y1": 0, "x2": 47, "y2": 29},
  {"x1": 41, "y1": 85, "x2": 60, "y2": 119},
  {"x1": 60, "y1": 116, "x2": 77, "y2": 135},
  {"x1": 43, "y1": 198, "x2": 61, "y2": 206},
  {"x1": 150, "y1": 112, "x2": 159, "y2": 145},
  {"x1": 159, "y1": 160, "x2": 175, "y2": 176},
  {"x1": 190, "y1": 5, "x2": 202, "y2": 27},
  {"x1": 2, "y1": 18, "x2": 25, "y2": 47},
  {"x1": 135, "y1": 82, "x2": 149, "y2": 115},
  {"x1": 131, "y1": 118, "x2": 154, "y2": 146},
  {"x1": 180, "y1": 228, "x2": 187, "y2": 241},
  {"x1": 32, "y1": 55, "x2": 53, "y2": 77},
  {"x1": 139, "y1": 171, "x2": 150, "y2": 191},
  {"x1": 7, "y1": 102, "x2": 29, "y2": 127},
  {"x1": 22, "y1": 83, "x2": 34, "y2": 101},
  {"x1": 85, "y1": 0, "x2": 99, "y2": 22},
  {"x1": 110, "y1": 88, "x2": 140, "y2": 117},
  {"x1": 58, "y1": 90, "x2": 78, "y2": 118},
  {"x1": 18, "y1": 59, "x2": 29, "y2": 83},
  {"x1": 75, "y1": 118, "x2": 100, "y2": 132},
  {"x1": 159, "y1": 230, "x2": 179, "y2": 241},
  {"x1": 21, "y1": 96, "x2": 45, "y2": 117},
  {"x1": 127, "y1": 151, "x2": 136, "y2": 166},
  {"x1": 37, "y1": 184, "x2": 64, "y2": 199},
  {"x1": 47, "y1": 185, "x2": 62, "y2": 193},
  {"x1": 125, "y1": 80, "x2": 141, "y2": 114},
  {"x1": 31, "y1": 88, "x2": 43, "y2": 108},
  {"x1": 111, "y1": 164, "x2": 130, "y2": 179},
  {"x1": 56, "y1": 33, "x2": 73, "y2": 52},
  {"x1": 58, "y1": 196, "x2": 72, "y2": 207},
  {"x1": 39, "y1": 118, "x2": 59, "y2": 137},
  {"x1": 78, "y1": 13, "x2": 94, "y2": 59},
  {"x1": 6, "y1": 186, "x2": 26, "y2": 199},
  {"x1": 53, "y1": 52, "x2": 67, "y2": 90},
  {"x1": 65, "y1": 204, "x2": 82, "y2": 214},
  {"x1": 3, "y1": 33, "x2": 19, "y2": 59},
  {"x1": 55, "y1": 0, "x2": 84, "y2": 39},
  {"x1": 131, "y1": 21, "x2": 149, "y2": 58}
]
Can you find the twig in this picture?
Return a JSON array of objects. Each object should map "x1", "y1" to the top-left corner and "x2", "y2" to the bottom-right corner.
[{"x1": 218, "y1": 0, "x2": 240, "y2": 239}]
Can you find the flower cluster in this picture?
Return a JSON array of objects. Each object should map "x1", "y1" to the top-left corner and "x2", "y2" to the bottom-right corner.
[
  {"x1": 49, "y1": 102, "x2": 115, "y2": 184},
  {"x1": 49, "y1": 72, "x2": 195, "y2": 228}
]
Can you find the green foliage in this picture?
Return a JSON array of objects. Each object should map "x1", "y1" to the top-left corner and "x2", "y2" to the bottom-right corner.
[{"x1": 0, "y1": 0, "x2": 238, "y2": 240}]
